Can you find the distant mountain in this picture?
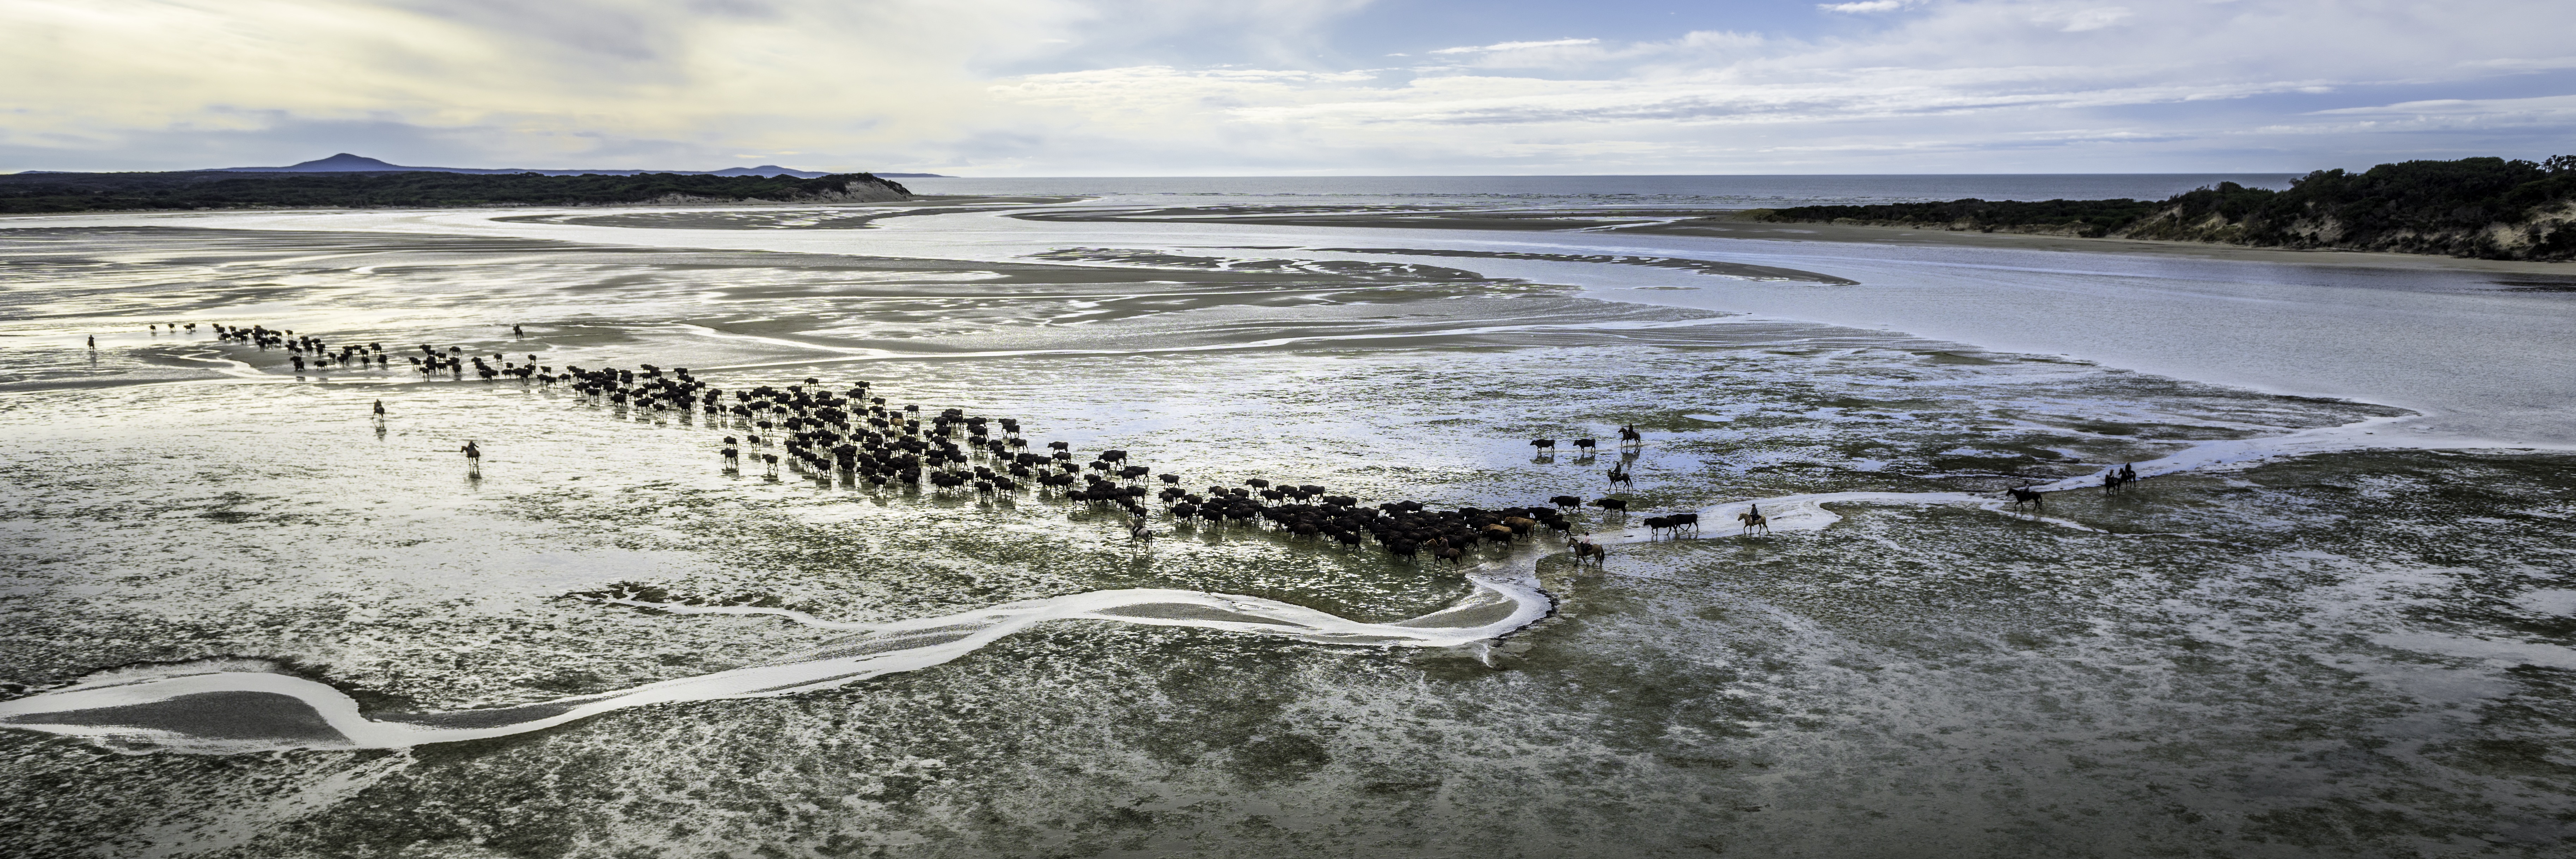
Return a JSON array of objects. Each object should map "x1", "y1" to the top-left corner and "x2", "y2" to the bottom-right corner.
[
  {"x1": 207, "y1": 153, "x2": 946, "y2": 178},
  {"x1": 217, "y1": 153, "x2": 428, "y2": 172}
]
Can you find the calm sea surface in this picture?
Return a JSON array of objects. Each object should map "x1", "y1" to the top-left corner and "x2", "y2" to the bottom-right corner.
[{"x1": 902, "y1": 173, "x2": 2303, "y2": 207}]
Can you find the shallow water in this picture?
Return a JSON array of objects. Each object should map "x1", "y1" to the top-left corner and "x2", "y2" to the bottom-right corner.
[{"x1": 3, "y1": 189, "x2": 2574, "y2": 858}]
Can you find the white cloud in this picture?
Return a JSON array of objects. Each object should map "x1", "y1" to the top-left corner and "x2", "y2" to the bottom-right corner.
[
  {"x1": 1818, "y1": 1, "x2": 1917, "y2": 13},
  {"x1": 2459, "y1": 56, "x2": 2576, "y2": 72},
  {"x1": 2, "y1": 0, "x2": 2570, "y2": 174},
  {"x1": 977, "y1": 1, "x2": 2576, "y2": 172},
  {"x1": 0, "y1": 0, "x2": 1104, "y2": 170},
  {"x1": 2056, "y1": 6, "x2": 2133, "y2": 31},
  {"x1": 2306, "y1": 94, "x2": 2576, "y2": 128},
  {"x1": 1430, "y1": 38, "x2": 1600, "y2": 55},
  {"x1": 0, "y1": 0, "x2": 1376, "y2": 171}
]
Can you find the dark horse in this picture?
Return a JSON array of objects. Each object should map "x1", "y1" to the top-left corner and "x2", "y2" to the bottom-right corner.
[
  {"x1": 1568, "y1": 537, "x2": 1607, "y2": 568},
  {"x1": 2103, "y1": 463, "x2": 2140, "y2": 493}
]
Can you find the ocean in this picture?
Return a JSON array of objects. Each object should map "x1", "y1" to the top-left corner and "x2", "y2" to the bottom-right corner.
[{"x1": 901, "y1": 173, "x2": 2302, "y2": 207}]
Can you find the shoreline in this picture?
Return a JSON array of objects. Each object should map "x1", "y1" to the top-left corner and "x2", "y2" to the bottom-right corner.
[
  {"x1": 0, "y1": 195, "x2": 1077, "y2": 221},
  {"x1": 8, "y1": 199, "x2": 2569, "y2": 279},
  {"x1": 1618, "y1": 213, "x2": 2576, "y2": 277}
]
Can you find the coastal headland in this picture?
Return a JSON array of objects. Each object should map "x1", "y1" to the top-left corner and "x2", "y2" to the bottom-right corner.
[
  {"x1": 1733, "y1": 156, "x2": 2576, "y2": 262},
  {"x1": 0, "y1": 169, "x2": 919, "y2": 213}
]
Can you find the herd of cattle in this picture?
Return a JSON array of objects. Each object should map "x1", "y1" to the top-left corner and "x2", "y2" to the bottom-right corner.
[
  {"x1": 182, "y1": 322, "x2": 1780, "y2": 568},
  {"x1": 539, "y1": 362, "x2": 1723, "y2": 566}
]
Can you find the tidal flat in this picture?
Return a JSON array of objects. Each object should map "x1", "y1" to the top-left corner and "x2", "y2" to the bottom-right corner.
[{"x1": 4, "y1": 191, "x2": 2574, "y2": 858}]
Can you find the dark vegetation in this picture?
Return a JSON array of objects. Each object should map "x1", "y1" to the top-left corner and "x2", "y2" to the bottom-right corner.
[
  {"x1": 0, "y1": 170, "x2": 910, "y2": 213},
  {"x1": 1757, "y1": 197, "x2": 2166, "y2": 238},
  {"x1": 1755, "y1": 156, "x2": 2576, "y2": 260}
]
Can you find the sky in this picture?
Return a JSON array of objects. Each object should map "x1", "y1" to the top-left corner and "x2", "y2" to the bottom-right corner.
[{"x1": 4, "y1": 0, "x2": 2572, "y2": 175}]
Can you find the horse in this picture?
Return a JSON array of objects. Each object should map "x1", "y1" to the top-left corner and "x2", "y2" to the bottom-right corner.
[
  {"x1": 1607, "y1": 465, "x2": 1634, "y2": 489},
  {"x1": 1737, "y1": 506, "x2": 1769, "y2": 535},
  {"x1": 2006, "y1": 484, "x2": 2044, "y2": 510},
  {"x1": 1618, "y1": 424, "x2": 1644, "y2": 450},
  {"x1": 1568, "y1": 538, "x2": 1607, "y2": 568},
  {"x1": 2102, "y1": 464, "x2": 2138, "y2": 493}
]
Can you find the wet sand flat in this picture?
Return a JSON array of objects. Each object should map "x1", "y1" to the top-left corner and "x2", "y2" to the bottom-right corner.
[{"x1": 4, "y1": 200, "x2": 2574, "y2": 858}]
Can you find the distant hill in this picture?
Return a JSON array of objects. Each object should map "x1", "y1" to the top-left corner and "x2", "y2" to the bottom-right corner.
[
  {"x1": 0, "y1": 169, "x2": 914, "y2": 213},
  {"x1": 1746, "y1": 156, "x2": 2576, "y2": 261},
  {"x1": 200, "y1": 153, "x2": 947, "y2": 178}
]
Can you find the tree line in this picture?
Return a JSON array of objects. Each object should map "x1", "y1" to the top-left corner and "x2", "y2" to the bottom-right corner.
[
  {"x1": 1755, "y1": 156, "x2": 2576, "y2": 260},
  {"x1": 0, "y1": 170, "x2": 911, "y2": 213}
]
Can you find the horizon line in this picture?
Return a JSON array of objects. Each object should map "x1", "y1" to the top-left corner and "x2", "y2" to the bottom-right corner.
[{"x1": 6, "y1": 169, "x2": 2311, "y2": 178}]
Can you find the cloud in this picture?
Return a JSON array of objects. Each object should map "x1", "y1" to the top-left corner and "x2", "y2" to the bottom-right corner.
[
  {"x1": 2055, "y1": 6, "x2": 2133, "y2": 31},
  {"x1": 0, "y1": 0, "x2": 1107, "y2": 171},
  {"x1": 2304, "y1": 94, "x2": 2576, "y2": 128},
  {"x1": 979, "y1": 1, "x2": 2576, "y2": 172},
  {"x1": 1430, "y1": 38, "x2": 1600, "y2": 55},
  {"x1": 2, "y1": 0, "x2": 2570, "y2": 174},
  {"x1": 1818, "y1": 1, "x2": 1917, "y2": 13},
  {"x1": 0, "y1": 0, "x2": 1375, "y2": 172},
  {"x1": 2459, "y1": 56, "x2": 2576, "y2": 72}
]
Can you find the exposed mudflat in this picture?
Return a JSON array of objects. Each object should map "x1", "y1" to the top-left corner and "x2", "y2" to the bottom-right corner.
[{"x1": 4, "y1": 193, "x2": 2574, "y2": 858}]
